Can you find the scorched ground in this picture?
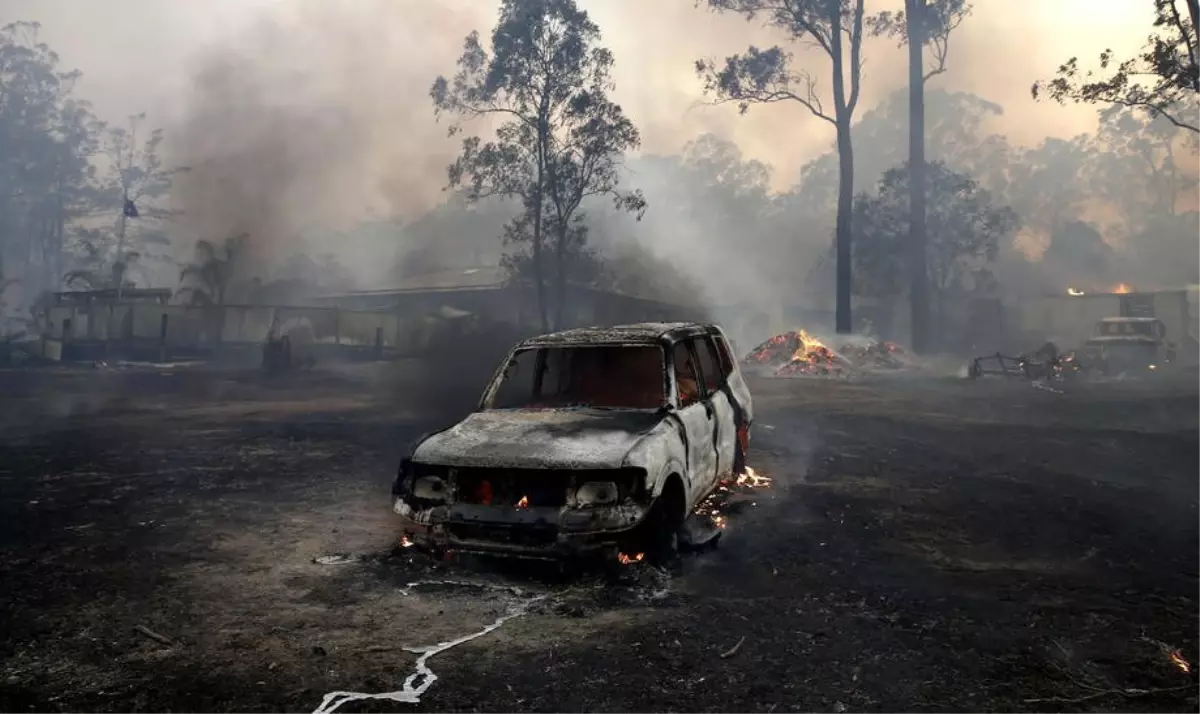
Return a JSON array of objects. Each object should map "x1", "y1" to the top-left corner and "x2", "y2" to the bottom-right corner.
[{"x1": 0, "y1": 364, "x2": 1195, "y2": 712}]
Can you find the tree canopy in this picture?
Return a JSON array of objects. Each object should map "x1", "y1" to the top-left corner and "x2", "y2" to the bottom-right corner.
[
  {"x1": 432, "y1": 0, "x2": 643, "y2": 330},
  {"x1": 1033, "y1": 0, "x2": 1199, "y2": 132},
  {"x1": 0, "y1": 22, "x2": 187, "y2": 305},
  {"x1": 852, "y1": 160, "x2": 1017, "y2": 302}
]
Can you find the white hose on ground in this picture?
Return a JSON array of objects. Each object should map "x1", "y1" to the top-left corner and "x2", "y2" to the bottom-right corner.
[{"x1": 312, "y1": 580, "x2": 546, "y2": 714}]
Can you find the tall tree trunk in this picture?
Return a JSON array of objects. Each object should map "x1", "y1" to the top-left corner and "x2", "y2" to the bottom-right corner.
[
  {"x1": 834, "y1": 119, "x2": 854, "y2": 334},
  {"x1": 531, "y1": 107, "x2": 550, "y2": 334},
  {"x1": 553, "y1": 223, "x2": 567, "y2": 331},
  {"x1": 906, "y1": 0, "x2": 931, "y2": 353},
  {"x1": 830, "y1": 8, "x2": 854, "y2": 335},
  {"x1": 531, "y1": 203, "x2": 548, "y2": 332},
  {"x1": 1165, "y1": 140, "x2": 1177, "y2": 215}
]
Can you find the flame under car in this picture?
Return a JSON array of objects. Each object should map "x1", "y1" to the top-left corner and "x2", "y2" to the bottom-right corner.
[{"x1": 391, "y1": 322, "x2": 755, "y2": 562}]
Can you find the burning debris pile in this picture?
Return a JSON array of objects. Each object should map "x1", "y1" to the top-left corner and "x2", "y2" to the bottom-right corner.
[
  {"x1": 836, "y1": 339, "x2": 909, "y2": 370},
  {"x1": 742, "y1": 330, "x2": 910, "y2": 377},
  {"x1": 743, "y1": 330, "x2": 848, "y2": 377}
]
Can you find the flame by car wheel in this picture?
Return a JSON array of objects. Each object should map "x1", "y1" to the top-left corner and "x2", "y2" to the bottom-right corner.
[{"x1": 733, "y1": 440, "x2": 746, "y2": 477}]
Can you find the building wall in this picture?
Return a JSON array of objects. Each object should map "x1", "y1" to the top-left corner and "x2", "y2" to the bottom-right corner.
[
  {"x1": 43, "y1": 303, "x2": 406, "y2": 357},
  {"x1": 1152, "y1": 292, "x2": 1190, "y2": 344},
  {"x1": 1009, "y1": 294, "x2": 1122, "y2": 348}
]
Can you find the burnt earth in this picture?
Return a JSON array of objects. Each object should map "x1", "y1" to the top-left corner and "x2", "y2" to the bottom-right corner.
[{"x1": 0, "y1": 364, "x2": 1196, "y2": 713}]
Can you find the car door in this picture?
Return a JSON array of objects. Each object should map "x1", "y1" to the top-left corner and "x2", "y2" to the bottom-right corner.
[
  {"x1": 670, "y1": 340, "x2": 719, "y2": 503},
  {"x1": 712, "y1": 327, "x2": 753, "y2": 426},
  {"x1": 691, "y1": 335, "x2": 737, "y2": 481}
]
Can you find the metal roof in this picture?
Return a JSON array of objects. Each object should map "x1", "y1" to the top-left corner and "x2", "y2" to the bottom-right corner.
[
  {"x1": 313, "y1": 267, "x2": 508, "y2": 300},
  {"x1": 520, "y1": 322, "x2": 709, "y2": 346}
]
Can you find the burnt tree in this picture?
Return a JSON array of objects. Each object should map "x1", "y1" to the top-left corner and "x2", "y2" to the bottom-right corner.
[
  {"x1": 433, "y1": 0, "x2": 643, "y2": 332},
  {"x1": 697, "y1": 0, "x2": 866, "y2": 334},
  {"x1": 1033, "y1": 0, "x2": 1199, "y2": 132},
  {"x1": 869, "y1": 0, "x2": 970, "y2": 351}
]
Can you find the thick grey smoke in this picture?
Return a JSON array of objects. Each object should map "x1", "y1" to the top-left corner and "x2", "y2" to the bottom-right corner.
[
  {"x1": 166, "y1": 0, "x2": 496, "y2": 285},
  {"x1": 2, "y1": 0, "x2": 1175, "y2": 311}
]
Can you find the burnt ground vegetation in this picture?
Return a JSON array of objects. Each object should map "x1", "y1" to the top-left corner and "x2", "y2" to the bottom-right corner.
[{"x1": 0, "y1": 364, "x2": 1196, "y2": 713}]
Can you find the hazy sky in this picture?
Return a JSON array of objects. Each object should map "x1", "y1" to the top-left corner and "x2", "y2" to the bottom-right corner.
[
  {"x1": 0, "y1": 0, "x2": 1161, "y2": 284},
  {"x1": 2, "y1": 0, "x2": 1152, "y2": 183}
]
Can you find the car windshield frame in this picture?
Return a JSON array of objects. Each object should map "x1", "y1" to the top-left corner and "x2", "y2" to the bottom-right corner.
[{"x1": 480, "y1": 343, "x2": 669, "y2": 411}]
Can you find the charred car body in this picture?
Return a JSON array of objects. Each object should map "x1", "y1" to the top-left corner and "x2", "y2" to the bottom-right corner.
[
  {"x1": 969, "y1": 317, "x2": 1178, "y2": 382},
  {"x1": 391, "y1": 322, "x2": 754, "y2": 563},
  {"x1": 1082, "y1": 317, "x2": 1175, "y2": 373}
]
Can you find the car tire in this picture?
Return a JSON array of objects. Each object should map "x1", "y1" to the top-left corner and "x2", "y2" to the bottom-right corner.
[{"x1": 644, "y1": 497, "x2": 682, "y2": 567}]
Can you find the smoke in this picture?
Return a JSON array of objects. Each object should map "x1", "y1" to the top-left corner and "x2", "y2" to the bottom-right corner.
[
  {"x1": 3, "y1": 0, "x2": 1174, "y2": 315},
  {"x1": 166, "y1": 0, "x2": 495, "y2": 286}
]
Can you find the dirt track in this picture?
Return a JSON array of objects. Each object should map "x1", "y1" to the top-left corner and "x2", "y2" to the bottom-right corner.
[{"x1": 0, "y1": 364, "x2": 1196, "y2": 712}]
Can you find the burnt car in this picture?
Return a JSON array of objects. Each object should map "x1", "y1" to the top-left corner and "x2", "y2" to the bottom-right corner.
[
  {"x1": 391, "y1": 322, "x2": 754, "y2": 564},
  {"x1": 1082, "y1": 317, "x2": 1176, "y2": 374}
]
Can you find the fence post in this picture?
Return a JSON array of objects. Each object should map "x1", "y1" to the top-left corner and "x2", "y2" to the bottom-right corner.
[
  {"x1": 159, "y1": 313, "x2": 169, "y2": 363},
  {"x1": 62, "y1": 318, "x2": 73, "y2": 362}
]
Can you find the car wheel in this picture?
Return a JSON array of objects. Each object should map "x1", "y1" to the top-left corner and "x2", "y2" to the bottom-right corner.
[{"x1": 644, "y1": 497, "x2": 682, "y2": 567}]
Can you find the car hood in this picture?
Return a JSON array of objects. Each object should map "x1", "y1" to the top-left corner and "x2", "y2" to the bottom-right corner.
[
  {"x1": 412, "y1": 408, "x2": 665, "y2": 470},
  {"x1": 1086, "y1": 336, "x2": 1159, "y2": 344}
]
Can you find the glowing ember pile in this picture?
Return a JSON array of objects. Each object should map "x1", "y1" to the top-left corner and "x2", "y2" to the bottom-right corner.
[
  {"x1": 743, "y1": 330, "x2": 910, "y2": 376},
  {"x1": 695, "y1": 466, "x2": 773, "y2": 530},
  {"x1": 743, "y1": 330, "x2": 848, "y2": 377},
  {"x1": 617, "y1": 552, "x2": 645, "y2": 565},
  {"x1": 835, "y1": 339, "x2": 908, "y2": 370}
]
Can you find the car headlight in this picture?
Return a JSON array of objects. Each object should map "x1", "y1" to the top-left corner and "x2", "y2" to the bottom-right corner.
[
  {"x1": 412, "y1": 475, "x2": 450, "y2": 502},
  {"x1": 575, "y1": 481, "x2": 619, "y2": 506}
]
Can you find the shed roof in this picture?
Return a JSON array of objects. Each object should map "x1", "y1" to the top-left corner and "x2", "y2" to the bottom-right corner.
[{"x1": 314, "y1": 267, "x2": 507, "y2": 300}]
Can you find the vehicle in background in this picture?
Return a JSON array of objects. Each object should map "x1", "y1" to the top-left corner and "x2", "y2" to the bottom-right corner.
[
  {"x1": 1082, "y1": 317, "x2": 1176, "y2": 374},
  {"x1": 391, "y1": 322, "x2": 754, "y2": 565}
]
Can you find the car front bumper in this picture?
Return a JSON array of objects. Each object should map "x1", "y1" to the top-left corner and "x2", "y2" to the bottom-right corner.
[{"x1": 393, "y1": 497, "x2": 649, "y2": 559}]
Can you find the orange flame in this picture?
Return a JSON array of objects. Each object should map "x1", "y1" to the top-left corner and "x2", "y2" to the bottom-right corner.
[
  {"x1": 696, "y1": 467, "x2": 773, "y2": 531},
  {"x1": 791, "y1": 329, "x2": 828, "y2": 363},
  {"x1": 1112, "y1": 283, "x2": 1134, "y2": 294},
  {"x1": 515, "y1": 495, "x2": 529, "y2": 508},
  {"x1": 617, "y1": 552, "x2": 644, "y2": 565},
  {"x1": 399, "y1": 535, "x2": 414, "y2": 548},
  {"x1": 1067, "y1": 287, "x2": 1085, "y2": 296},
  {"x1": 1170, "y1": 649, "x2": 1191, "y2": 673},
  {"x1": 736, "y1": 466, "x2": 772, "y2": 488}
]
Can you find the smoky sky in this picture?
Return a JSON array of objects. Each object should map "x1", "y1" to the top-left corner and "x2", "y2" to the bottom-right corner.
[{"x1": 0, "y1": 0, "x2": 1160, "y2": 285}]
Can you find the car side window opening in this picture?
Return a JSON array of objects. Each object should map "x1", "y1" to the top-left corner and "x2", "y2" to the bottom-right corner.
[
  {"x1": 491, "y1": 345, "x2": 665, "y2": 409},
  {"x1": 713, "y1": 335, "x2": 735, "y2": 378},
  {"x1": 673, "y1": 342, "x2": 703, "y2": 407},
  {"x1": 694, "y1": 337, "x2": 724, "y2": 392}
]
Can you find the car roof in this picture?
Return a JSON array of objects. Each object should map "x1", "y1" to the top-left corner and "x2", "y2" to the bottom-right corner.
[{"x1": 519, "y1": 322, "x2": 717, "y2": 347}]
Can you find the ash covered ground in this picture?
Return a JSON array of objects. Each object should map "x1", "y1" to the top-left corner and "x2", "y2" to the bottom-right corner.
[{"x1": 0, "y1": 363, "x2": 1196, "y2": 712}]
